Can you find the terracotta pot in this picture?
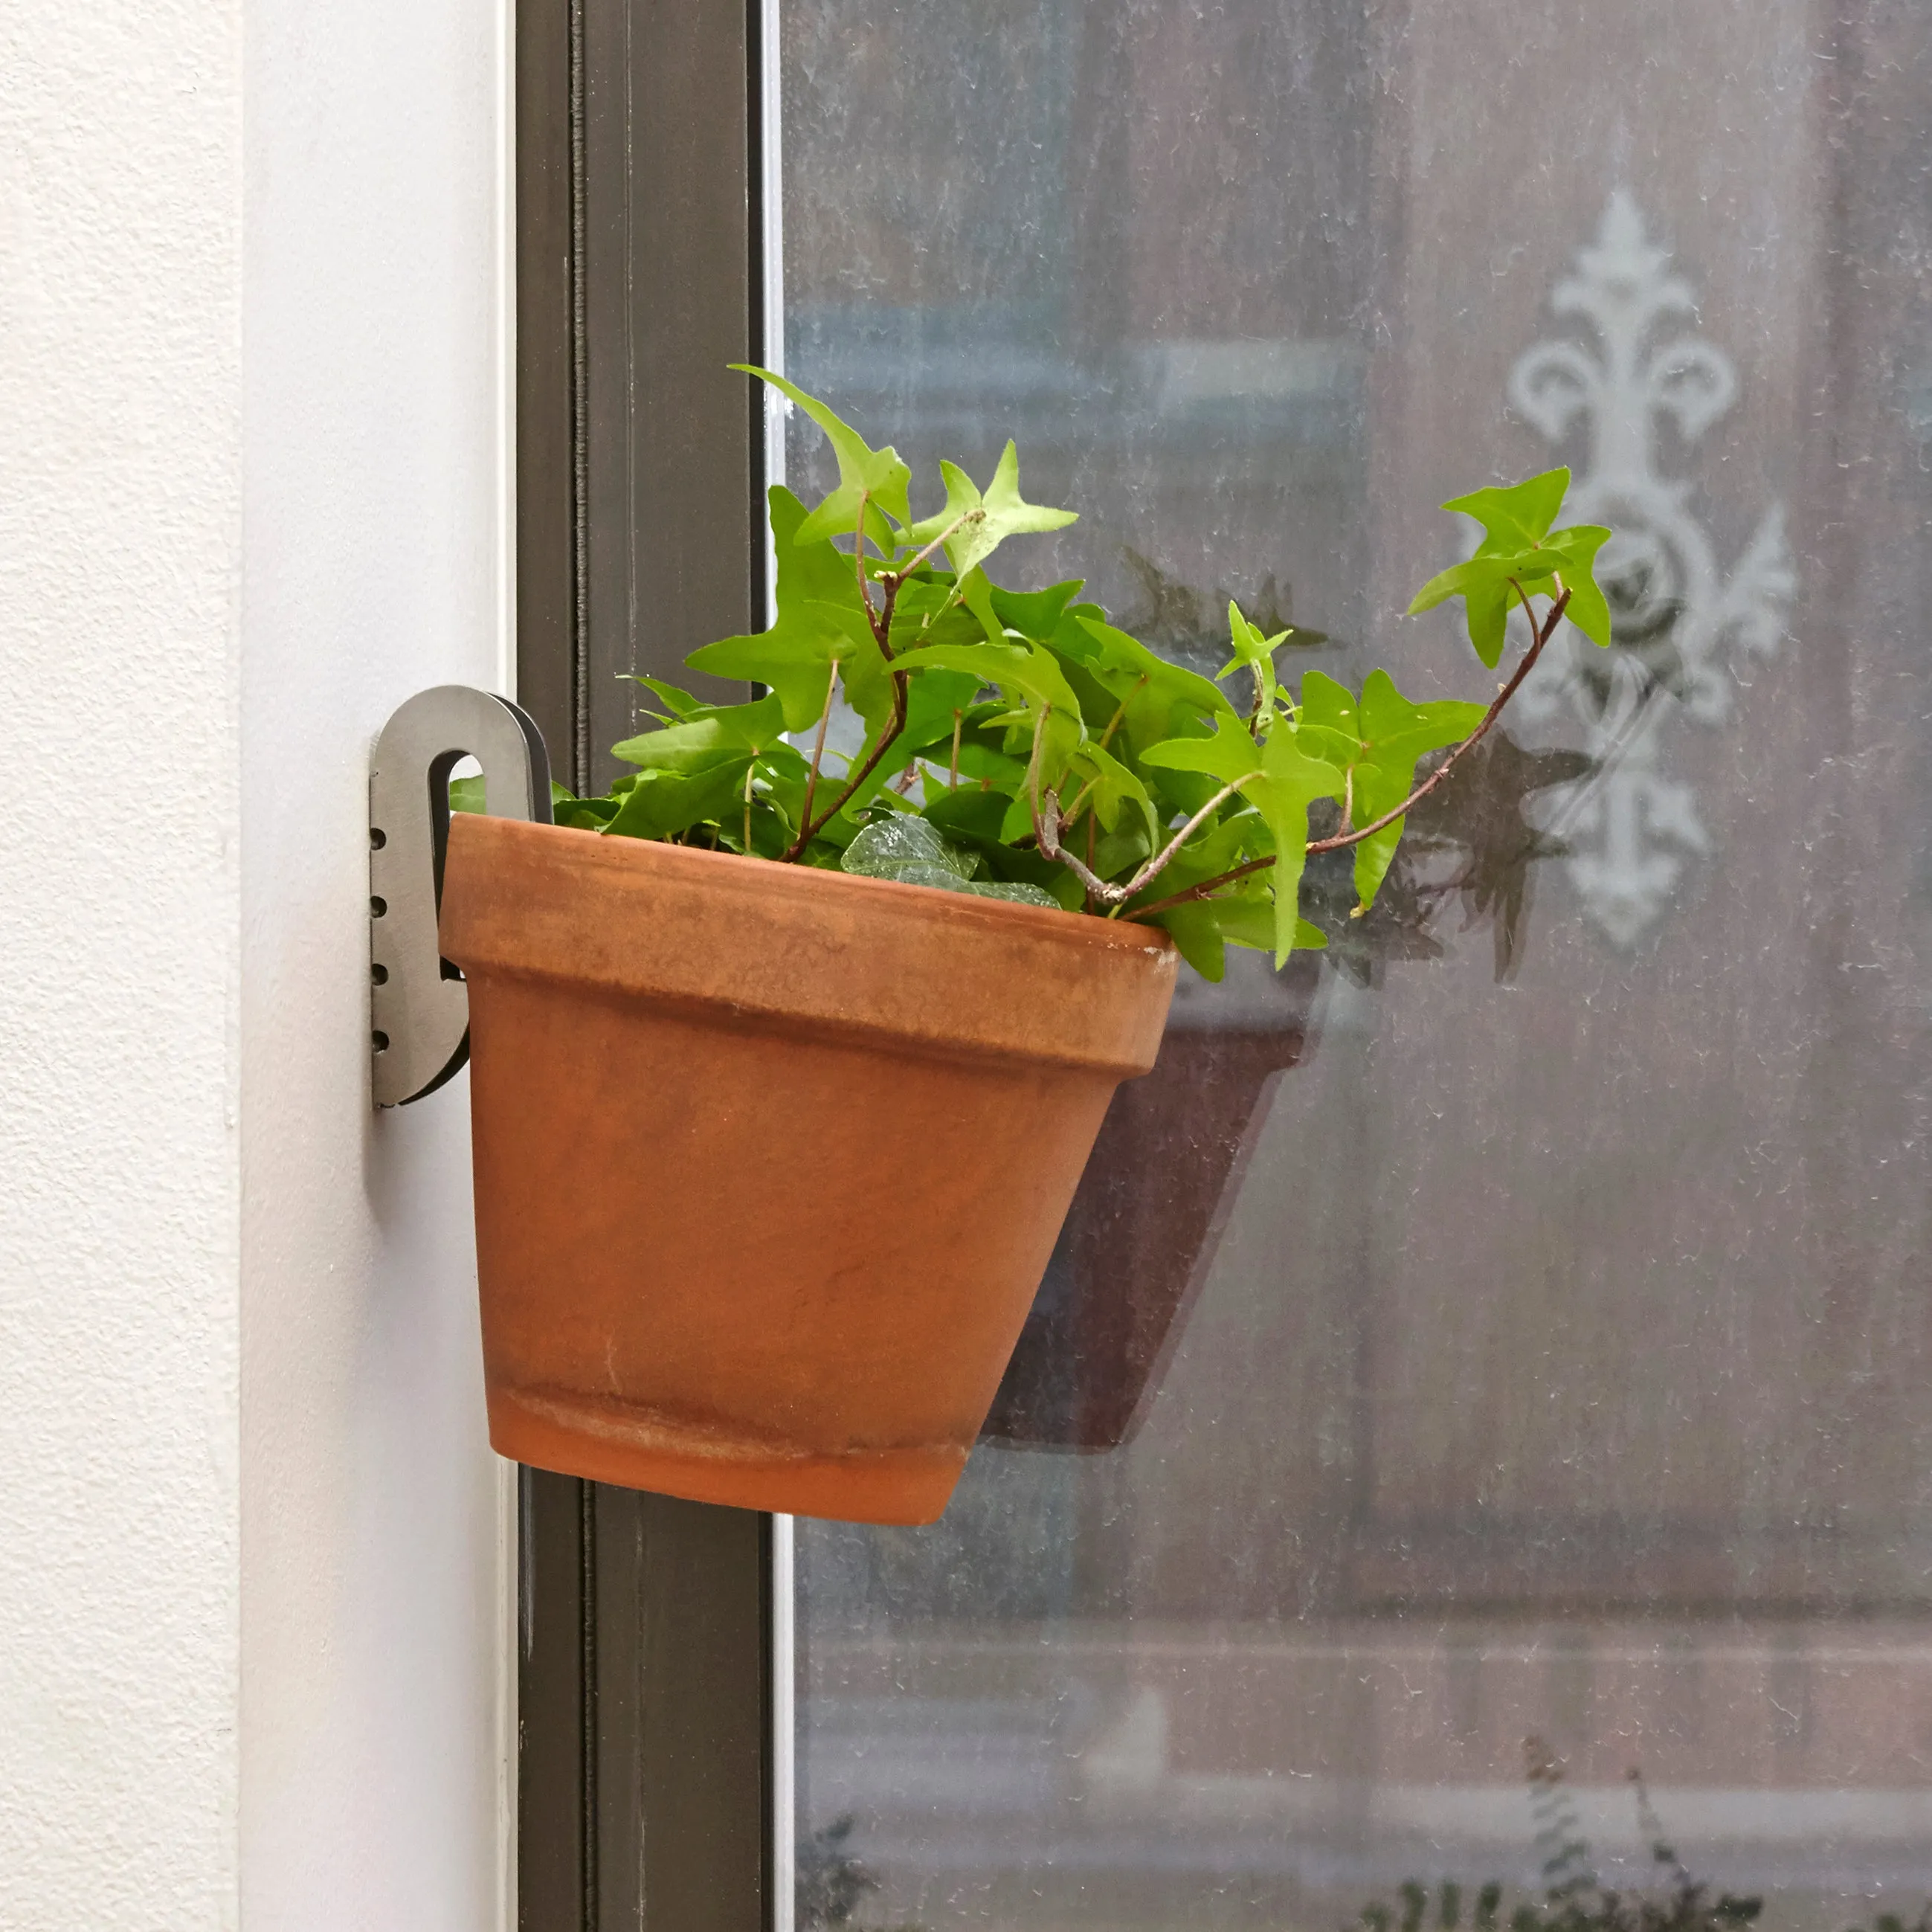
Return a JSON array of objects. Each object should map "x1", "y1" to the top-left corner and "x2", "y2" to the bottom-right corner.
[
  {"x1": 981, "y1": 956, "x2": 1319, "y2": 1451},
  {"x1": 437, "y1": 814, "x2": 1177, "y2": 1524}
]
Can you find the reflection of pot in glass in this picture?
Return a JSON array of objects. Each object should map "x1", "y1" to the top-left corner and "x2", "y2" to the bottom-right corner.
[
  {"x1": 980, "y1": 721, "x2": 1588, "y2": 1453},
  {"x1": 982, "y1": 952, "x2": 1321, "y2": 1451}
]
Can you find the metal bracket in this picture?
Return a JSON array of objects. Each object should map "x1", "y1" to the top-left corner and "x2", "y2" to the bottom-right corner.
[{"x1": 369, "y1": 686, "x2": 552, "y2": 1107}]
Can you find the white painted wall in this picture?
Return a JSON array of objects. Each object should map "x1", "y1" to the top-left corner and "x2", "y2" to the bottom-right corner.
[
  {"x1": 241, "y1": 0, "x2": 514, "y2": 1919},
  {"x1": 0, "y1": 0, "x2": 513, "y2": 1922}
]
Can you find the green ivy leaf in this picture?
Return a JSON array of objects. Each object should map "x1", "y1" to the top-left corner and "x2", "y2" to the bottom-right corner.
[
  {"x1": 1243, "y1": 727, "x2": 1347, "y2": 964},
  {"x1": 1292, "y1": 669, "x2": 1368, "y2": 768},
  {"x1": 602, "y1": 759, "x2": 754, "y2": 841},
  {"x1": 896, "y1": 669, "x2": 985, "y2": 759},
  {"x1": 884, "y1": 576, "x2": 987, "y2": 661},
  {"x1": 987, "y1": 579, "x2": 1083, "y2": 642},
  {"x1": 1142, "y1": 718, "x2": 1341, "y2": 959},
  {"x1": 1140, "y1": 716, "x2": 1264, "y2": 786},
  {"x1": 1072, "y1": 616, "x2": 1243, "y2": 738},
  {"x1": 734, "y1": 741, "x2": 816, "y2": 846},
  {"x1": 684, "y1": 487, "x2": 874, "y2": 727},
  {"x1": 732, "y1": 365, "x2": 912, "y2": 538},
  {"x1": 1406, "y1": 555, "x2": 1526, "y2": 669},
  {"x1": 609, "y1": 691, "x2": 787, "y2": 772},
  {"x1": 620, "y1": 675, "x2": 708, "y2": 721},
  {"x1": 1440, "y1": 468, "x2": 1571, "y2": 550},
  {"x1": 1124, "y1": 814, "x2": 1260, "y2": 979},
  {"x1": 1060, "y1": 737, "x2": 1157, "y2": 840},
  {"x1": 1408, "y1": 468, "x2": 1614, "y2": 665},
  {"x1": 888, "y1": 639, "x2": 1087, "y2": 730},
  {"x1": 920, "y1": 789, "x2": 1086, "y2": 907},
  {"x1": 1154, "y1": 901, "x2": 1231, "y2": 981},
  {"x1": 1540, "y1": 524, "x2": 1614, "y2": 648},
  {"x1": 1346, "y1": 669, "x2": 1487, "y2": 909},
  {"x1": 842, "y1": 814, "x2": 977, "y2": 881},
  {"x1": 554, "y1": 796, "x2": 619, "y2": 831},
  {"x1": 840, "y1": 814, "x2": 1059, "y2": 907},
  {"x1": 904, "y1": 441, "x2": 1077, "y2": 579},
  {"x1": 1358, "y1": 669, "x2": 1487, "y2": 769},
  {"x1": 947, "y1": 733, "x2": 1031, "y2": 796},
  {"x1": 956, "y1": 566, "x2": 1005, "y2": 644},
  {"x1": 991, "y1": 785, "x2": 1034, "y2": 844},
  {"x1": 1216, "y1": 599, "x2": 1286, "y2": 718},
  {"x1": 715, "y1": 795, "x2": 799, "y2": 860},
  {"x1": 1151, "y1": 898, "x2": 1325, "y2": 982}
]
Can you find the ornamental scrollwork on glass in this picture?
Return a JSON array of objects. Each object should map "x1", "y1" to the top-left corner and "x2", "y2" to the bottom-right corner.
[{"x1": 1506, "y1": 190, "x2": 1795, "y2": 947}]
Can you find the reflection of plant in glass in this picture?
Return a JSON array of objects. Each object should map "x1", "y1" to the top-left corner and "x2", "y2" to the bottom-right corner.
[
  {"x1": 1851, "y1": 1909, "x2": 1932, "y2": 1932},
  {"x1": 1353, "y1": 1739, "x2": 1760, "y2": 1932},
  {"x1": 795, "y1": 1813, "x2": 933, "y2": 1932},
  {"x1": 1110, "y1": 546, "x2": 1598, "y2": 982},
  {"x1": 800, "y1": 1741, "x2": 1930, "y2": 1932},
  {"x1": 512, "y1": 369, "x2": 1614, "y2": 979},
  {"x1": 1299, "y1": 727, "x2": 1595, "y2": 983},
  {"x1": 1116, "y1": 547, "x2": 1327, "y2": 679},
  {"x1": 1116, "y1": 549, "x2": 1608, "y2": 980},
  {"x1": 1353, "y1": 1738, "x2": 1932, "y2": 1932},
  {"x1": 1577, "y1": 556, "x2": 1688, "y2": 715},
  {"x1": 796, "y1": 1815, "x2": 879, "y2": 1928}
]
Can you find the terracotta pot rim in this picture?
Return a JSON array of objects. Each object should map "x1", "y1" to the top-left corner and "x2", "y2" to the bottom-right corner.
[{"x1": 442, "y1": 814, "x2": 1177, "y2": 1077}]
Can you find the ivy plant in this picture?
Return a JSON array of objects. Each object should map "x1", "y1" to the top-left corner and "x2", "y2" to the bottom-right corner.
[{"x1": 512, "y1": 367, "x2": 1612, "y2": 981}]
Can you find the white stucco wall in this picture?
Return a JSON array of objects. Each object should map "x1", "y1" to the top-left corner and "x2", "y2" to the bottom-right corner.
[
  {"x1": 0, "y1": 1, "x2": 244, "y2": 1925},
  {"x1": 0, "y1": 0, "x2": 512, "y2": 1922}
]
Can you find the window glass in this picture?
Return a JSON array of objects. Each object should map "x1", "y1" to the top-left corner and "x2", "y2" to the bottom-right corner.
[{"x1": 785, "y1": 5, "x2": 1932, "y2": 1927}]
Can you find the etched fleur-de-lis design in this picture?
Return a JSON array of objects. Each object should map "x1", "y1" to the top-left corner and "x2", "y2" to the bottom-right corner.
[{"x1": 1505, "y1": 190, "x2": 1795, "y2": 947}]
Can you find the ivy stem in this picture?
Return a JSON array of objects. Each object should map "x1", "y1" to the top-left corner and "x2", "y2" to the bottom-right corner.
[
  {"x1": 1039, "y1": 778, "x2": 1243, "y2": 908},
  {"x1": 1128, "y1": 854, "x2": 1276, "y2": 920},
  {"x1": 948, "y1": 709, "x2": 962, "y2": 789},
  {"x1": 1124, "y1": 583, "x2": 1571, "y2": 921},
  {"x1": 889, "y1": 509, "x2": 982, "y2": 584},
  {"x1": 1060, "y1": 773, "x2": 1100, "y2": 826},
  {"x1": 1023, "y1": 707, "x2": 1052, "y2": 847},
  {"x1": 1303, "y1": 581, "x2": 1568, "y2": 854},
  {"x1": 1095, "y1": 677, "x2": 1145, "y2": 753},
  {"x1": 783, "y1": 570, "x2": 909, "y2": 855},
  {"x1": 851, "y1": 490, "x2": 875, "y2": 622},
  {"x1": 792, "y1": 660, "x2": 841, "y2": 849}
]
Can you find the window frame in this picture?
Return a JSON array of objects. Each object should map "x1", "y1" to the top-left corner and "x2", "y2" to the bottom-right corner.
[{"x1": 513, "y1": 2, "x2": 779, "y2": 1925}]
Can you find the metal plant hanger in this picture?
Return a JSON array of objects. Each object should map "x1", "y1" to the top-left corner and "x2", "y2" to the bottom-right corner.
[{"x1": 1507, "y1": 190, "x2": 1795, "y2": 947}]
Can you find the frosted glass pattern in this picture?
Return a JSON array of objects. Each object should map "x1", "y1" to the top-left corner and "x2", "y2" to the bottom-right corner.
[{"x1": 783, "y1": 5, "x2": 1932, "y2": 1928}]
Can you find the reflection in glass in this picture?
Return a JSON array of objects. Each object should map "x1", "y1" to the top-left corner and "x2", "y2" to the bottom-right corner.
[
  {"x1": 1505, "y1": 190, "x2": 1796, "y2": 949},
  {"x1": 784, "y1": 4, "x2": 1932, "y2": 1928}
]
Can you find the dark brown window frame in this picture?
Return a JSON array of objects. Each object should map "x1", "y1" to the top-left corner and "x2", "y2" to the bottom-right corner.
[{"x1": 514, "y1": 2, "x2": 775, "y2": 1925}]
